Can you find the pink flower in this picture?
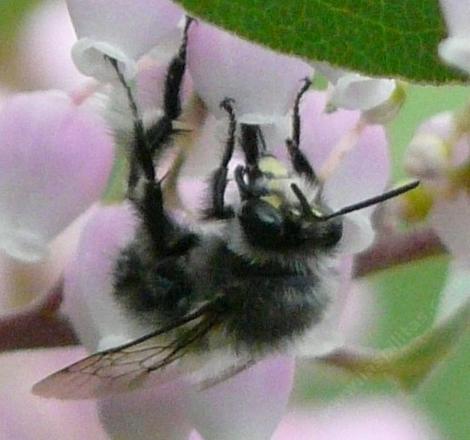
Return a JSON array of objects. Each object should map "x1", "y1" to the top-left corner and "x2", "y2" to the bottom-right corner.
[
  {"x1": 187, "y1": 21, "x2": 313, "y2": 124},
  {"x1": 0, "y1": 91, "x2": 113, "y2": 262},
  {"x1": 66, "y1": 0, "x2": 184, "y2": 81}
]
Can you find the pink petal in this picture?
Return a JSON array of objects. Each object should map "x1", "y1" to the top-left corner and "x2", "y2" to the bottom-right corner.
[
  {"x1": 338, "y1": 278, "x2": 379, "y2": 344},
  {"x1": 187, "y1": 21, "x2": 313, "y2": 123},
  {"x1": 0, "y1": 91, "x2": 113, "y2": 262},
  {"x1": 18, "y1": 0, "x2": 86, "y2": 91},
  {"x1": 63, "y1": 203, "x2": 147, "y2": 352},
  {"x1": 295, "y1": 257, "x2": 353, "y2": 358},
  {"x1": 431, "y1": 192, "x2": 470, "y2": 265},
  {"x1": 66, "y1": 0, "x2": 183, "y2": 80},
  {"x1": 98, "y1": 380, "x2": 193, "y2": 440},
  {"x1": 0, "y1": 348, "x2": 107, "y2": 440},
  {"x1": 189, "y1": 356, "x2": 295, "y2": 440}
]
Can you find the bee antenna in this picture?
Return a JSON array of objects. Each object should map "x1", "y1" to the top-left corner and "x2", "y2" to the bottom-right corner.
[
  {"x1": 321, "y1": 180, "x2": 420, "y2": 221},
  {"x1": 290, "y1": 183, "x2": 316, "y2": 220},
  {"x1": 105, "y1": 55, "x2": 155, "y2": 183}
]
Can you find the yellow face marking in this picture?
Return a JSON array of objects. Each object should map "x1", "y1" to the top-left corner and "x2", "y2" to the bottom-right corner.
[
  {"x1": 259, "y1": 156, "x2": 289, "y2": 178},
  {"x1": 261, "y1": 194, "x2": 283, "y2": 209}
]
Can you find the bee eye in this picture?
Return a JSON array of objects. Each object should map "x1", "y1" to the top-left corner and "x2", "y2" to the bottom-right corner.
[{"x1": 239, "y1": 199, "x2": 283, "y2": 245}]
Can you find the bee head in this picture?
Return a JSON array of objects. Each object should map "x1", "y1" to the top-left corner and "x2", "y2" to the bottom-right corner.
[{"x1": 234, "y1": 156, "x2": 343, "y2": 253}]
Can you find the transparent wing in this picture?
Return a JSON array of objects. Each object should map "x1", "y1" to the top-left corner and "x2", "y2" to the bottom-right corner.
[{"x1": 32, "y1": 304, "x2": 222, "y2": 400}]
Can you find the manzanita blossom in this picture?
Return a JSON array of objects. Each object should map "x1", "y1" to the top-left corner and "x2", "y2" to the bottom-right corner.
[
  {"x1": 438, "y1": 0, "x2": 470, "y2": 74},
  {"x1": 0, "y1": 91, "x2": 113, "y2": 262},
  {"x1": 66, "y1": 0, "x2": 183, "y2": 81},
  {"x1": 187, "y1": 21, "x2": 314, "y2": 124}
]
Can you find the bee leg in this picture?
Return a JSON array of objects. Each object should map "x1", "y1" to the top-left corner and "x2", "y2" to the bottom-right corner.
[
  {"x1": 204, "y1": 98, "x2": 237, "y2": 219},
  {"x1": 240, "y1": 124, "x2": 261, "y2": 177},
  {"x1": 146, "y1": 17, "x2": 194, "y2": 158},
  {"x1": 286, "y1": 78, "x2": 317, "y2": 183}
]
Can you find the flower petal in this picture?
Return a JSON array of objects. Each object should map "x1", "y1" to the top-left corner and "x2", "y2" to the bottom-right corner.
[
  {"x1": 98, "y1": 381, "x2": 193, "y2": 440},
  {"x1": 0, "y1": 91, "x2": 113, "y2": 262},
  {"x1": 0, "y1": 348, "x2": 107, "y2": 440},
  {"x1": 187, "y1": 21, "x2": 313, "y2": 123},
  {"x1": 320, "y1": 127, "x2": 390, "y2": 217},
  {"x1": 189, "y1": 356, "x2": 295, "y2": 440},
  {"x1": 439, "y1": 37, "x2": 470, "y2": 74},
  {"x1": 436, "y1": 259, "x2": 470, "y2": 323},
  {"x1": 296, "y1": 257, "x2": 353, "y2": 358},
  {"x1": 330, "y1": 74, "x2": 396, "y2": 112},
  {"x1": 66, "y1": 0, "x2": 183, "y2": 80},
  {"x1": 431, "y1": 192, "x2": 470, "y2": 265},
  {"x1": 63, "y1": 203, "x2": 147, "y2": 352}
]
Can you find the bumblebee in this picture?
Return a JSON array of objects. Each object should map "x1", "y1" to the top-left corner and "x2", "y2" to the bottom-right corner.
[{"x1": 33, "y1": 19, "x2": 417, "y2": 399}]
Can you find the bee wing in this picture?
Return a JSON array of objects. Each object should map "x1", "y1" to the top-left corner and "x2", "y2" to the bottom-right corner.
[{"x1": 32, "y1": 304, "x2": 218, "y2": 400}]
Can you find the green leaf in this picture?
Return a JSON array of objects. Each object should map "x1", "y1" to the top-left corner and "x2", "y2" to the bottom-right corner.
[
  {"x1": 319, "y1": 301, "x2": 470, "y2": 391},
  {"x1": 175, "y1": 0, "x2": 465, "y2": 84}
]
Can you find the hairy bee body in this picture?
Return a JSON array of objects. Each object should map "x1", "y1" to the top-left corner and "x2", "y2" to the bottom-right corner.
[{"x1": 112, "y1": 206, "x2": 335, "y2": 355}]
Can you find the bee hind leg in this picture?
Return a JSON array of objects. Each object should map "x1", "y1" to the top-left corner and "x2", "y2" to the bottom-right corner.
[{"x1": 107, "y1": 18, "x2": 195, "y2": 252}]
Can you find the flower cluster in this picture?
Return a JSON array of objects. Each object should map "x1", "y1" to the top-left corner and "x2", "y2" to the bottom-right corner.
[{"x1": 0, "y1": 1, "x2": 467, "y2": 439}]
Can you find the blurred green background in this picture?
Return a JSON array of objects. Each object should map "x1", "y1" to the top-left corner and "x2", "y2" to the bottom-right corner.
[{"x1": 0, "y1": 1, "x2": 468, "y2": 439}]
